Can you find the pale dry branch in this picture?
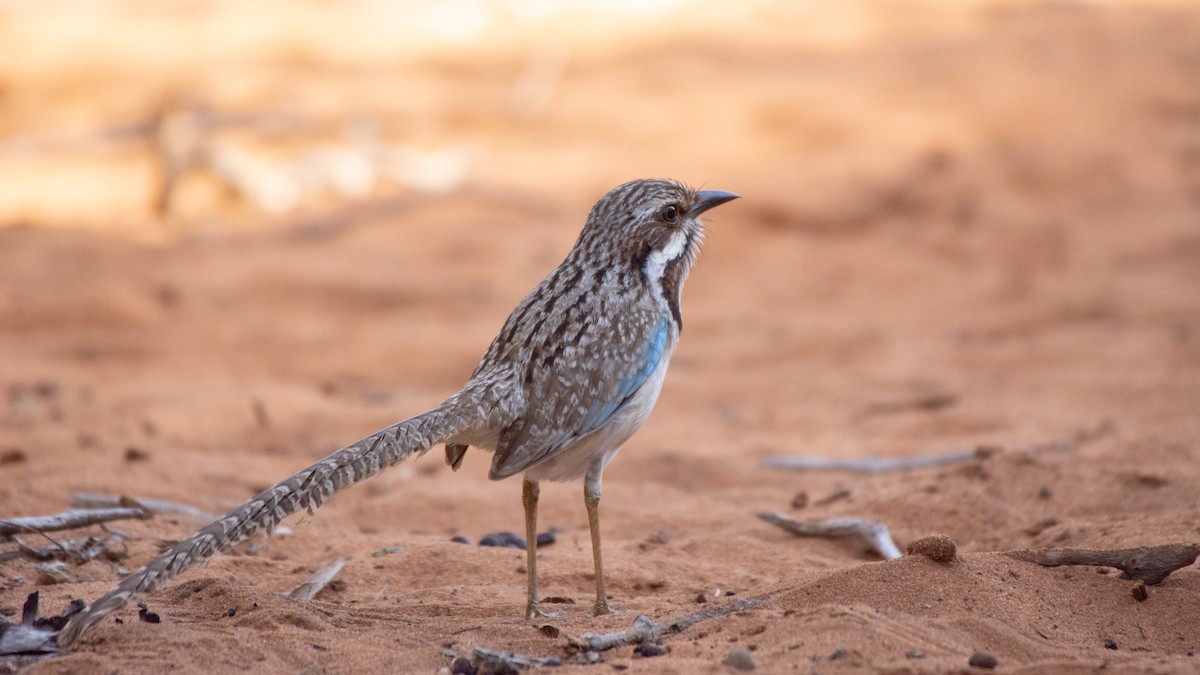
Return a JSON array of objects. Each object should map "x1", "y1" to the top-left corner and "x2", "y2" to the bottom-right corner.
[
  {"x1": 284, "y1": 557, "x2": 345, "y2": 601},
  {"x1": 70, "y1": 492, "x2": 220, "y2": 522},
  {"x1": 758, "y1": 512, "x2": 903, "y2": 560},
  {"x1": 561, "y1": 594, "x2": 771, "y2": 654},
  {"x1": 0, "y1": 508, "x2": 149, "y2": 540},
  {"x1": 0, "y1": 535, "x2": 127, "y2": 565},
  {"x1": 762, "y1": 432, "x2": 1095, "y2": 473},
  {"x1": 762, "y1": 449, "x2": 981, "y2": 473}
]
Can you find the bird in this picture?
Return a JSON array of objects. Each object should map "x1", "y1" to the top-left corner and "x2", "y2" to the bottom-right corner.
[{"x1": 58, "y1": 178, "x2": 739, "y2": 647}]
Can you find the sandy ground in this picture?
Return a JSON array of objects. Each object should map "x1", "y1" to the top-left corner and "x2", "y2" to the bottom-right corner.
[{"x1": 2, "y1": 1, "x2": 1199, "y2": 672}]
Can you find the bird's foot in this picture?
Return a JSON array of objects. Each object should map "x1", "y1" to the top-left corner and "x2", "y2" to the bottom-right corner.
[
  {"x1": 526, "y1": 604, "x2": 558, "y2": 620},
  {"x1": 591, "y1": 600, "x2": 614, "y2": 617}
]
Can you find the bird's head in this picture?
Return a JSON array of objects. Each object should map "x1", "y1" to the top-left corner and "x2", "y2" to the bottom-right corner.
[{"x1": 576, "y1": 178, "x2": 739, "y2": 287}]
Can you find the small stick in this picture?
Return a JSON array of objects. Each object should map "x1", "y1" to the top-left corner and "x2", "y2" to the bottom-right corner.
[
  {"x1": 762, "y1": 437, "x2": 1082, "y2": 473},
  {"x1": 1, "y1": 535, "x2": 126, "y2": 564},
  {"x1": 762, "y1": 449, "x2": 982, "y2": 473},
  {"x1": 1008, "y1": 544, "x2": 1199, "y2": 585},
  {"x1": 70, "y1": 492, "x2": 221, "y2": 521},
  {"x1": 563, "y1": 594, "x2": 771, "y2": 653},
  {"x1": 284, "y1": 557, "x2": 345, "y2": 601},
  {"x1": 0, "y1": 508, "x2": 149, "y2": 540},
  {"x1": 758, "y1": 512, "x2": 903, "y2": 560}
]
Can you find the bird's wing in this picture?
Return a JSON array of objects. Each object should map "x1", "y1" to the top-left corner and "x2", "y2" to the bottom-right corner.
[{"x1": 488, "y1": 312, "x2": 670, "y2": 479}]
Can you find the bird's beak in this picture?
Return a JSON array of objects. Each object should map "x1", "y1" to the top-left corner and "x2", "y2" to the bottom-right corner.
[{"x1": 690, "y1": 190, "x2": 740, "y2": 217}]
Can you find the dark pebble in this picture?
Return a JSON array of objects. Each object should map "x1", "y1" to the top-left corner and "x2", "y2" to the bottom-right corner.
[
  {"x1": 479, "y1": 532, "x2": 526, "y2": 549},
  {"x1": 451, "y1": 535, "x2": 470, "y2": 545},
  {"x1": 137, "y1": 603, "x2": 161, "y2": 624},
  {"x1": 1104, "y1": 639, "x2": 1118, "y2": 650},
  {"x1": 451, "y1": 656, "x2": 477, "y2": 674},
  {"x1": 535, "y1": 531, "x2": 556, "y2": 547},
  {"x1": 33, "y1": 380, "x2": 60, "y2": 398},
  {"x1": 124, "y1": 446, "x2": 151, "y2": 462},
  {"x1": 968, "y1": 651, "x2": 997, "y2": 669},
  {"x1": 1132, "y1": 583, "x2": 1149, "y2": 602},
  {"x1": 226, "y1": 607, "x2": 236, "y2": 617}
]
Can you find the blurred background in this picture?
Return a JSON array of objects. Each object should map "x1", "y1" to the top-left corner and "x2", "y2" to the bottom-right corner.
[
  {"x1": 3, "y1": 0, "x2": 1192, "y2": 230},
  {"x1": 2, "y1": 0, "x2": 1198, "y2": 478},
  {"x1": 2, "y1": 2, "x2": 1199, "y2": 669}
]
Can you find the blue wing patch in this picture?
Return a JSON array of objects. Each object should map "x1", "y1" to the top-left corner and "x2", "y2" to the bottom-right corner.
[{"x1": 577, "y1": 317, "x2": 669, "y2": 436}]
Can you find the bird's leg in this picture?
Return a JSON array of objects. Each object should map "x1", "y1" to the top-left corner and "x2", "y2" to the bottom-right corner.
[
  {"x1": 584, "y1": 463, "x2": 612, "y2": 616},
  {"x1": 522, "y1": 477, "x2": 545, "y2": 619}
]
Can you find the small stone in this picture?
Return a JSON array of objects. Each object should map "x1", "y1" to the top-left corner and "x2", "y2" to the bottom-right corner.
[
  {"x1": 790, "y1": 492, "x2": 808, "y2": 509},
  {"x1": 479, "y1": 532, "x2": 526, "y2": 549},
  {"x1": 137, "y1": 603, "x2": 161, "y2": 624},
  {"x1": 968, "y1": 651, "x2": 997, "y2": 669},
  {"x1": 450, "y1": 656, "x2": 477, "y2": 675},
  {"x1": 1104, "y1": 639, "x2": 1118, "y2": 650},
  {"x1": 723, "y1": 647, "x2": 756, "y2": 671},
  {"x1": 33, "y1": 380, "x2": 60, "y2": 398},
  {"x1": 226, "y1": 607, "x2": 236, "y2": 617},
  {"x1": 124, "y1": 446, "x2": 151, "y2": 462},
  {"x1": 450, "y1": 535, "x2": 470, "y2": 545},
  {"x1": 535, "y1": 531, "x2": 556, "y2": 547},
  {"x1": 906, "y1": 534, "x2": 957, "y2": 563},
  {"x1": 1132, "y1": 582, "x2": 1149, "y2": 602}
]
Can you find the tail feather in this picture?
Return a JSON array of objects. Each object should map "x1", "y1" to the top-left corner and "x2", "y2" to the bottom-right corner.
[{"x1": 58, "y1": 402, "x2": 469, "y2": 648}]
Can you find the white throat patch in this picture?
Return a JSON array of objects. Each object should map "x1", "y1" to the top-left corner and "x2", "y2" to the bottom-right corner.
[{"x1": 642, "y1": 229, "x2": 689, "y2": 287}]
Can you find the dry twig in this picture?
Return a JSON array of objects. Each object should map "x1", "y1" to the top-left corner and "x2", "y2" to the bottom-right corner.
[
  {"x1": 758, "y1": 512, "x2": 902, "y2": 560},
  {"x1": 0, "y1": 508, "x2": 149, "y2": 540},
  {"x1": 763, "y1": 436, "x2": 1085, "y2": 473},
  {"x1": 70, "y1": 492, "x2": 220, "y2": 522},
  {"x1": 0, "y1": 592, "x2": 84, "y2": 660},
  {"x1": 561, "y1": 594, "x2": 772, "y2": 653},
  {"x1": 0, "y1": 535, "x2": 127, "y2": 565},
  {"x1": 284, "y1": 557, "x2": 345, "y2": 601},
  {"x1": 1008, "y1": 544, "x2": 1199, "y2": 585}
]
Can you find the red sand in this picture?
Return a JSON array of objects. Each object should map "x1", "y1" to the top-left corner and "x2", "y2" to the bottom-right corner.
[{"x1": 2, "y1": 1, "x2": 1198, "y2": 672}]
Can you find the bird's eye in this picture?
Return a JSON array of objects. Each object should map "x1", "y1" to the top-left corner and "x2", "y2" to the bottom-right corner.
[{"x1": 661, "y1": 204, "x2": 679, "y2": 224}]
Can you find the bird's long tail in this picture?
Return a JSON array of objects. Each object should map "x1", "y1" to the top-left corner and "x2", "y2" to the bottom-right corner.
[{"x1": 58, "y1": 399, "x2": 474, "y2": 648}]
